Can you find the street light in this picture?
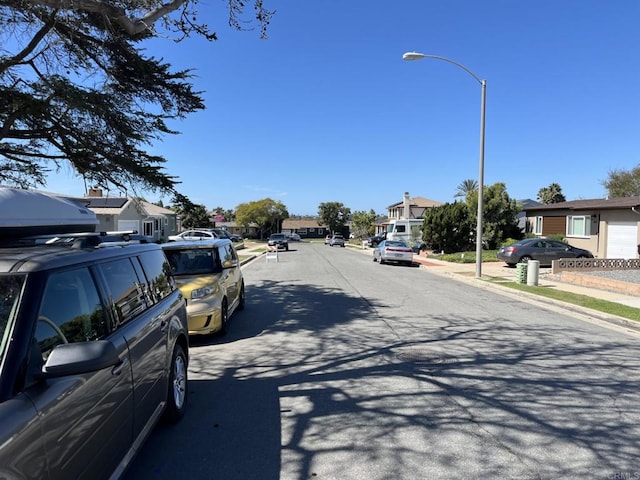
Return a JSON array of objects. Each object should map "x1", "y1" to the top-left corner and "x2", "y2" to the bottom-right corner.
[{"x1": 402, "y1": 51, "x2": 486, "y2": 279}]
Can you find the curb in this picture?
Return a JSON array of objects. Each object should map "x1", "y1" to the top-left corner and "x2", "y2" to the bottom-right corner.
[{"x1": 424, "y1": 264, "x2": 640, "y2": 334}]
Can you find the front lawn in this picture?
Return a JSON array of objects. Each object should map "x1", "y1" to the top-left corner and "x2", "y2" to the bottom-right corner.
[{"x1": 429, "y1": 250, "x2": 499, "y2": 264}]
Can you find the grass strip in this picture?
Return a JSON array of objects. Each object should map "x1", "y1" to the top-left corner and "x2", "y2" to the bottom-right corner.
[{"x1": 493, "y1": 280, "x2": 640, "y2": 322}]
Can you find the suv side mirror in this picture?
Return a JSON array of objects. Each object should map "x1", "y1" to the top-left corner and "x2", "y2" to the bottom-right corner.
[
  {"x1": 42, "y1": 340, "x2": 120, "y2": 378},
  {"x1": 222, "y1": 259, "x2": 238, "y2": 269}
]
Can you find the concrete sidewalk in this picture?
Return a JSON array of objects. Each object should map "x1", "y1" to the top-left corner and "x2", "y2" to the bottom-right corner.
[{"x1": 410, "y1": 253, "x2": 640, "y2": 307}]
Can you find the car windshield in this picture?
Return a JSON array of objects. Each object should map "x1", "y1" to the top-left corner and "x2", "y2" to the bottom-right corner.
[
  {"x1": 386, "y1": 241, "x2": 408, "y2": 247},
  {"x1": 0, "y1": 274, "x2": 26, "y2": 362},
  {"x1": 164, "y1": 249, "x2": 221, "y2": 275}
]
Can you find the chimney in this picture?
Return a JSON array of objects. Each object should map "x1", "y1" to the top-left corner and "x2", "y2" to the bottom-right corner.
[
  {"x1": 88, "y1": 188, "x2": 103, "y2": 197},
  {"x1": 402, "y1": 192, "x2": 410, "y2": 219}
]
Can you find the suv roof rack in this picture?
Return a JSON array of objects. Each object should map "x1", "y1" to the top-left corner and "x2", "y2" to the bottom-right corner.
[{"x1": 0, "y1": 230, "x2": 150, "y2": 249}]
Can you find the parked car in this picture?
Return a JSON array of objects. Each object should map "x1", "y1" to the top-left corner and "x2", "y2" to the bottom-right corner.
[
  {"x1": 373, "y1": 239, "x2": 414, "y2": 266},
  {"x1": 162, "y1": 239, "x2": 245, "y2": 335},
  {"x1": 168, "y1": 229, "x2": 217, "y2": 242},
  {"x1": 497, "y1": 238, "x2": 594, "y2": 267},
  {"x1": 412, "y1": 241, "x2": 427, "y2": 253},
  {"x1": 288, "y1": 233, "x2": 301, "y2": 242},
  {"x1": 329, "y1": 234, "x2": 346, "y2": 247},
  {"x1": 324, "y1": 234, "x2": 332, "y2": 245},
  {"x1": 268, "y1": 233, "x2": 289, "y2": 251},
  {"x1": 210, "y1": 228, "x2": 245, "y2": 249},
  {"x1": 366, "y1": 233, "x2": 386, "y2": 248},
  {"x1": 0, "y1": 231, "x2": 189, "y2": 479}
]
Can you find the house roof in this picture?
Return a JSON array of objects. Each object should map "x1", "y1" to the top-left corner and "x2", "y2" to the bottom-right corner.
[
  {"x1": 85, "y1": 197, "x2": 128, "y2": 209},
  {"x1": 282, "y1": 219, "x2": 328, "y2": 229},
  {"x1": 386, "y1": 196, "x2": 443, "y2": 209},
  {"x1": 87, "y1": 197, "x2": 175, "y2": 216},
  {"x1": 519, "y1": 198, "x2": 542, "y2": 209},
  {"x1": 524, "y1": 196, "x2": 640, "y2": 212},
  {"x1": 142, "y1": 202, "x2": 175, "y2": 216}
]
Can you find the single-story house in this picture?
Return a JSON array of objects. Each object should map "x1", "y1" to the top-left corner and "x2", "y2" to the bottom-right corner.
[
  {"x1": 282, "y1": 219, "x2": 330, "y2": 239},
  {"x1": 524, "y1": 196, "x2": 640, "y2": 259},
  {"x1": 214, "y1": 221, "x2": 259, "y2": 239},
  {"x1": 517, "y1": 199, "x2": 541, "y2": 232},
  {"x1": 84, "y1": 188, "x2": 178, "y2": 243}
]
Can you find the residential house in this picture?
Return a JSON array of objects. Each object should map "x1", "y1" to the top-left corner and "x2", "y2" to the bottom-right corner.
[
  {"x1": 386, "y1": 192, "x2": 443, "y2": 220},
  {"x1": 517, "y1": 199, "x2": 541, "y2": 232},
  {"x1": 524, "y1": 196, "x2": 640, "y2": 259},
  {"x1": 282, "y1": 219, "x2": 330, "y2": 239},
  {"x1": 374, "y1": 192, "x2": 443, "y2": 237},
  {"x1": 215, "y1": 221, "x2": 259, "y2": 239},
  {"x1": 84, "y1": 188, "x2": 178, "y2": 242}
]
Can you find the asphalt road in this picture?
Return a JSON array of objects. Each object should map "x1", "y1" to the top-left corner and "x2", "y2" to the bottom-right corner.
[{"x1": 125, "y1": 242, "x2": 640, "y2": 480}]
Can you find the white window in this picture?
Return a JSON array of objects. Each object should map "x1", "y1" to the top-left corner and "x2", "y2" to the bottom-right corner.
[
  {"x1": 143, "y1": 220, "x2": 153, "y2": 236},
  {"x1": 566, "y1": 215, "x2": 590, "y2": 237},
  {"x1": 533, "y1": 216, "x2": 543, "y2": 235}
]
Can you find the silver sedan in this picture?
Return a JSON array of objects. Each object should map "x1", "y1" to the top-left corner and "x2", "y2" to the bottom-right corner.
[{"x1": 373, "y1": 240, "x2": 414, "y2": 266}]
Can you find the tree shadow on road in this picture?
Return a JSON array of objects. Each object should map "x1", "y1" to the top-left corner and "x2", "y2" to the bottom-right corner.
[{"x1": 125, "y1": 281, "x2": 640, "y2": 480}]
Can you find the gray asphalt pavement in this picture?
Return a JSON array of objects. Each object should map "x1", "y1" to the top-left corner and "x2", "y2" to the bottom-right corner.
[{"x1": 125, "y1": 242, "x2": 640, "y2": 480}]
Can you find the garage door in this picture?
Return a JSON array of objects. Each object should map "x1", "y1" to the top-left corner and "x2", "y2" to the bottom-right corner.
[
  {"x1": 117, "y1": 220, "x2": 140, "y2": 234},
  {"x1": 606, "y1": 222, "x2": 638, "y2": 259}
]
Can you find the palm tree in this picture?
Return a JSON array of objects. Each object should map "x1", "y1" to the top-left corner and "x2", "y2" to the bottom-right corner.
[
  {"x1": 454, "y1": 179, "x2": 479, "y2": 199},
  {"x1": 537, "y1": 183, "x2": 566, "y2": 204}
]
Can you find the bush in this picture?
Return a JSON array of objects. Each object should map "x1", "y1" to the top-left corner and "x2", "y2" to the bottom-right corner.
[
  {"x1": 501, "y1": 237, "x2": 520, "y2": 246},
  {"x1": 547, "y1": 233, "x2": 566, "y2": 242}
]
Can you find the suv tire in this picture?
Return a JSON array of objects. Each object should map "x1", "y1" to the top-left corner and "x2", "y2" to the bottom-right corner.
[{"x1": 164, "y1": 344, "x2": 188, "y2": 423}]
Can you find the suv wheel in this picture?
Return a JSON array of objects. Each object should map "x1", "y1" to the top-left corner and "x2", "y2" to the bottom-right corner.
[{"x1": 164, "y1": 344, "x2": 187, "y2": 423}]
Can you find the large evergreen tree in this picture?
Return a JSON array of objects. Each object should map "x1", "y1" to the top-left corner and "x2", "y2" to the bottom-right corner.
[
  {"x1": 424, "y1": 182, "x2": 521, "y2": 253},
  {"x1": 422, "y1": 202, "x2": 474, "y2": 254},
  {"x1": 467, "y1": 182, "x2": 521, "y2": 250},
  {"x1": 0, "y1": 0, "x2": 273, "y2": 198}
]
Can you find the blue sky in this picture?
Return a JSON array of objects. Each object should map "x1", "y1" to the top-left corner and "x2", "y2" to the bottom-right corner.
[{"x1": 48, "y1": 0, "x2": 640, "y2": 216}]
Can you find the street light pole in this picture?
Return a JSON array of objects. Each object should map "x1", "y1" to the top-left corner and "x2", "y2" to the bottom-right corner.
[{"x1": 402, "y1": 51, "x2": 486, "y2": 278}]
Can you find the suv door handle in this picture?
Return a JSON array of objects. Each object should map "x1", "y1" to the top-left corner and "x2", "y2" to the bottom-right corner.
[{"x1": 112, "y1": 356, "x2": 129, "y2": 376}]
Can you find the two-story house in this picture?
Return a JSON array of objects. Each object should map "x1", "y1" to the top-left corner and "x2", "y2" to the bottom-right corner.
[{"x1": 378, "y1": 192, "x2": 442, "y2": 242}]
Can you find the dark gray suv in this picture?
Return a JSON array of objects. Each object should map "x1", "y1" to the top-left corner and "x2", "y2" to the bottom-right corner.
[
  {"x1": 0, "y1": 232, "x2": 189, "y2": 479},
  {"x1": 268, "y1": 233, "x2": 289, "y2": 251}
]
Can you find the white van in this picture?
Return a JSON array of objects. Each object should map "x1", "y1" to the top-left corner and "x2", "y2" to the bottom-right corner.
[{"x1": 385, "y1": 219, "x2": 423, "y2": 243}]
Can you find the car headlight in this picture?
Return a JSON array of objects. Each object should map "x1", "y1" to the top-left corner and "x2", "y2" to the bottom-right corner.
[{"x1": 191, "y1": 286, "x2": 214, "y2": 299}]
